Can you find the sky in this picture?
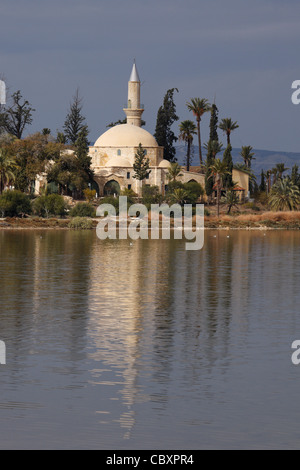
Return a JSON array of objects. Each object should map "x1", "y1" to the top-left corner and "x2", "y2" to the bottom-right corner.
[{"x1": 1, "y1": 0, "x2": 300, "y2": 152}]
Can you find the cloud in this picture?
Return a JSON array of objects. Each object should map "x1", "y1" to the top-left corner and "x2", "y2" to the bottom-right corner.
[{"x1": 1, "y1": 0, "x2": 300, "y2": 151}]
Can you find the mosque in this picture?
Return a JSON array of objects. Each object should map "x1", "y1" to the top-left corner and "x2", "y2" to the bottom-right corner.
[
  {"x1": 89, "y1": 62, "x2": 206, "y2": 197},
  {"x1": 34, "y1": 62, "x2": 248, "y2": 200}
]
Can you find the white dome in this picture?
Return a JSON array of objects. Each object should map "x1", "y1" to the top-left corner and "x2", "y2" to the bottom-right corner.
[
  {"x1": 94, "y1": 124, "x2": 158, "y2": 148},
  {"x1": 158, "y1": 159, "x2": 171, "y2": 168},
  {"x1": 105, "y1": 157, "x2": 131, "y2": 168}
]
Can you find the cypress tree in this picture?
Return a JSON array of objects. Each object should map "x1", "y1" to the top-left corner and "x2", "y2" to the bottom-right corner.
[
  {"x1": 222, "y1": 144, "x2": 233, "y2": 188},
  {"x1": 154, "y1": 88, "x2": 179, "y2": 162},
  {"x1": 209, "y1": 103, "x2": 219, "y2": 142},
  {"x1": 259, "y1": 170, "x2": 266, "y2": 192},
  {"x1": 205, "y1": 103, "x2": 219, "y2": 197}
]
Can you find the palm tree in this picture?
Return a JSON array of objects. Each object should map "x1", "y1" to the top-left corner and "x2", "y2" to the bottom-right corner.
[
  {"x1": 221, "y1": 189, "x2": 240, "y2": 214},
  {"x1": 269, "y1": 178, "x2": 300, "y2": 211},
  {"x1": 204, "y1": 140, "x2": 223, "y2": 159},
  {"x1": 167, "y1": 162, "x2": 183, "y2": 182},
  {"x1": 240, "y1": 146, "x2": 255, "y2": 168},
  {"x1": 275, "y1": 163, "x2": 289, "y2": 180},
  {"x1": 219, "y1": 118, "x2": 239, "y2": 145},
  {"x1": 208, "y1": 158, "x2": 230, "y2": 217},
  {"x1": 168, "y1": 188, "x2": 189, "y2": 206},
  {"x1": 186, "y1": 98, "x2": 211, "y2": 166},
  {"x1": 266, "y1": 169, "x2": 272, "y2": 194},
  {"x1": 178, "y1": 120, "x2": 197, "y2": 172},
  {"x1": 272, "y1": 167, "x2": 278, "y2": 185},
  {"x1": 0, "y1": 148, "x2": 18, "y2": 194}
]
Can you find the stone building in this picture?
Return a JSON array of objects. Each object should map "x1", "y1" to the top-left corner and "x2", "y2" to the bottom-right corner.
[{"x1": 89, "y1": 62, "x2": 204, "y2": 196}]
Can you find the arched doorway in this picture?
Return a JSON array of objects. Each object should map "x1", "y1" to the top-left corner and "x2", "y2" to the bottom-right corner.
[
  {"x1": 104, "y1": 180, "x2": 120, "y2": 196},
  {"x1": 91, "y1": 180, "x2": 100, "y2": 197}
]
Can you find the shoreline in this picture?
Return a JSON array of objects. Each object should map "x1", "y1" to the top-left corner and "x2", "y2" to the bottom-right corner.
[{"x1": 1, "y1": 215, "x2": 300, "y2": 231}]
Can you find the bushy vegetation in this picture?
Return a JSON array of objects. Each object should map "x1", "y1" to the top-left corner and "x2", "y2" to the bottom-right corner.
[
  {"x1": 0, "y1": 190, "x2": 31, "y2": 217},
  {"x1": 99, "y1": 196, "x2": 120, "y2": 215},
  {"x1": 2, "y1": 86, "x2": 300, "y2": 222},
  {"x1": 254, "y1": 191, "x2": 268, "y2": 206},
  {"x1": 69, "y1": 202, "x2": 96, "y2": 218},
  {"x1": 268, "y1": 178, "x2": 300, "y2": 211},
  {"x1": 83, "y1": 188, "x2": 96, "y2": 203},
  {"x1": 68, "y1": 217, "x2": 94, "y2": 229},
  {"x1": 120, "y1": 188, "x2": 138, "y2": 204},
  {"x1": 183, "y1": 181, "x2": 205, "y2": 202},
  {"x1": 166, "y1": 180, "x2": 204, "y2": 205},
  {"x1": 241, "y1": 201, "x2": 261, "y2": 212},
  {"x1": 32, "y1": 194, "x2": 67, "y2": 218},
  {"x1": 142, "y1": 185, "x2": 163, "y2": 208}
]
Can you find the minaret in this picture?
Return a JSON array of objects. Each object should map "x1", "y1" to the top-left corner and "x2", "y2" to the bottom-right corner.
[{"x1": 123, "y1": 61, "x2": 144, "y2": 127}]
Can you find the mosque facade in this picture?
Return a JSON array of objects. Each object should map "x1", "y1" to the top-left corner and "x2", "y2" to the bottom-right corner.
[{"x1": 89, "y1": 62, "x2": 205, "y2": 197}]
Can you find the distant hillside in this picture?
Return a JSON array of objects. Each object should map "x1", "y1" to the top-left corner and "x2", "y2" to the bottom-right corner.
[{"x1": 175, "y1": 145, "x2": 300, "y2": 177}]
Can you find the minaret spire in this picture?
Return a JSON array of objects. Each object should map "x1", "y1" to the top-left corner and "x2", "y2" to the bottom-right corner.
[
  {"x1": 123, "y1": 61, "x2": 144, "y2": 127},
  {"x1": 129, "y1": 60, "x2": 140, "y2": 82}
]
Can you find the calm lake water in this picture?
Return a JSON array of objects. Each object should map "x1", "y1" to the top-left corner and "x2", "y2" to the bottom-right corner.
[{"x1": 0, "y1": 229, "x2": 300, "y2": 449}]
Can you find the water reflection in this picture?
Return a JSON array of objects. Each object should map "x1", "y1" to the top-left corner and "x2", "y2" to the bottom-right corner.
[{"x1": 1, "y1": 230, "x2": 300, "y2": 448}]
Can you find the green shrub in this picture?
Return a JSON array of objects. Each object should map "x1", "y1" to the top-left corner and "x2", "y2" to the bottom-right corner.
[
  {"x1": 120, "y1": 188, "x2": 138, "y2": 204},
  {"x1": 98, "y1": 196, "x2": 120, "y2": 215},
  {"x1": 242, "y1": 201, "x2": 261, "y2": 211},
  {"x1": 184, "y1": 181, "x2": 204, "y2": 196},
  {"x1": 69, "y1": 202, "x2": 96, "y2": 218},
  {"x1": 32, "y1": 194, "x2": 67, "y2": 218},
  {"x1": 142, "y1": 185, "x2": 164, "y2": 208},
  {"x1": 204, "y1": 208, "x2": 210, "y2": 216},
  {"x1": 83, "y1": 188, "x2": 97, "y2": 203},
  {"x1": 255, "y1": 191, "x2": 268, "y2": 206},
  {"x1": 166, "y1": 181, "x2": 204, "y2": 204},
  {"x1": 166, "y1": 180, "x2": 184, "y2": 193},
  {"x1": 68, "y1": 217, "x2": 94, "y2": 229},
  {"x1": 0, "y1": 190, "x2": 31, "y2": 217},
  {"x1": 183, "y1": 182, "x2": 205, "y2": 204}
]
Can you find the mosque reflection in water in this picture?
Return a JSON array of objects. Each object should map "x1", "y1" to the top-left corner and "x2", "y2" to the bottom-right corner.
[{"x1": 1, "y1": 229, "x2": 299, "y2": 446}]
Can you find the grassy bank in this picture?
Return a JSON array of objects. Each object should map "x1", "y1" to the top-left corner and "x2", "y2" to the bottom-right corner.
[
  {"x1": 1, "y1": 211, "x2": 300, "y2": 230},
  {"x1": 204, "y1": 212, "x2": 300, "y2": 229}
]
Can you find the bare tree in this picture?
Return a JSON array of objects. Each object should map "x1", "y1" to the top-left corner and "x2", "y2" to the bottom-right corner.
[{"x1": 0, "y1": 90, "x2": 35, "y2": 139}]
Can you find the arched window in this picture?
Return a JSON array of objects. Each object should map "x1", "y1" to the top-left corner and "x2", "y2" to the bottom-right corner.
[{"x1": 117, "y1": 149, "x2": 121, "y2": 156}]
